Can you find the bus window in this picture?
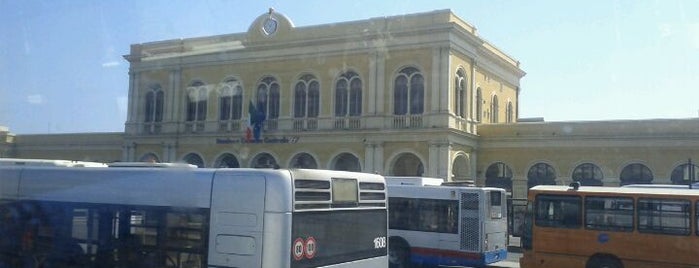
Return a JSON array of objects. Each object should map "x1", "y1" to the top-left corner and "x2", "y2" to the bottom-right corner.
[
  {"x1": 489, "y1": 190, "x2": 504, "y2": 219},
  {"x1": 584, "y1": 196, "x2": 634, "y2": 232},
  {"x1": 637, "y1": 198, "x2": 691, "y2": 236},
  {"x1": 535, "y1": 195, "x2": 581, "y2": 228}
]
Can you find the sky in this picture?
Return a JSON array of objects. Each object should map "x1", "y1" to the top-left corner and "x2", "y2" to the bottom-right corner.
[{"x1": 1, "y1": 0, "x2": 698, "y2": 134}]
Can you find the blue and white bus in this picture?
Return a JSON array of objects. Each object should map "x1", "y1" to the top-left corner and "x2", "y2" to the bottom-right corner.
[
  {"x1": 386, "y1": 177, "x2": 508, "y2": 268},
  {"x1": 0, "y1": 166, "x2": 388, "y2": 268}
]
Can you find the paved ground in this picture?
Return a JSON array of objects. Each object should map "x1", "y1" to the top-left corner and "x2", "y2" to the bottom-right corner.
[{"x1": 487, "y1": 236, "x2": 521, "y2": 268}]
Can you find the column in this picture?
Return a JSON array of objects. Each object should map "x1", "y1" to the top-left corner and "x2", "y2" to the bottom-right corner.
[
  {"x1": 428, "y1": 141, "x2": 451, "y2": 179},
  {"x1": 122, "y1": 142, "x2": 136, "y2": 162},
  {"x1": 431, "y1": 46, "x2": 450, "y2": 114},
  {"x1": 364, "y1": 141, "x2": 384, "y2": 174},
  {"x1": 127, "y1": 71, "x2": 138, "y2": 123},
  {"x1": 369, "y1": 51, "x2": 386, "y2": 115},
  {"x1": 470, "y1": 60, "x2": 477, "y2": 121},
  {"x1": 169, "y1": 68, "x2": 182, "y2": 123}
]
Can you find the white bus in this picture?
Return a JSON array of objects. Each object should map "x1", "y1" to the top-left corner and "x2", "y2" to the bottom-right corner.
[
  {"x1": 0, "y1": 157, "x2": 108, "y2": 167},
  {"x1": 385, "y1": 177, "x2": 508, "y2": 268},
  {"x1": 0, "y1": 166, "x2": 388, "y2": 268}
]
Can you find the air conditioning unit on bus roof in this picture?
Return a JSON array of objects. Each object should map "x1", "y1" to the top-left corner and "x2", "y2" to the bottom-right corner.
[
  {"x1": 384, "y1": 176, "x2": 444, "y2": 186},
  {"x1": 107, "y1": 162, "x2": 197, "y2": 168}
]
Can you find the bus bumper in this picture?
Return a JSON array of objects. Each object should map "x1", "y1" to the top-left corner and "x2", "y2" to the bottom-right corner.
[{"x1": 410, "y1": 248, "x2": 507, "y2": 267}]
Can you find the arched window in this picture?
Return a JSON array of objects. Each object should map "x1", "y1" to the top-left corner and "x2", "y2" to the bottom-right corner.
[
  {"x1": 219, "y1": 79, "x2": 243, "y2": 121},
  {"x1": 139, "y1": 153, "x2": 159, "y2": 163},
  {"x1": 506, "y1": 101, "x2": 514, "y2": 123},
  {"x1": 476, "y1": 88, "x2": 482, "y2": 122},
  {"x1": 333, "y1": 153, "x2": 361, "y2": 172},
  {"x1": 485, "y1": 162, "x2": 513, "y2": 192},
  {"x1": 144, "y1": 85, "x2": 164, "y2": 123},
  {"x1": 572, "y1": 163, "x2": 603, "y2": 186},
  {"x1": 455, "y1": 69, "x2": 467, "y2": 118},
  {"x1": 256, "y1": 76, "x2": 280, "y2": 120},
  {"x1": 294, "y1": 74, "x2": 320, "y2": 118},
  {"x1": 290, "y1": 153, "x2": 318, "y2": 169},
  {"x1": 527, "y1": 163, "x2": 556, "y2": 189},
  {"x1": 619, "y1": 163, "x2": 653, "y2": 185},
  {"x1": 335, "y1": 71, "x2": 362, "y2": 117},
  {"x1": 186, "y1": 81, "x2": 207, "y2": 122},
  {"x1": 490, "y1": 95, "x2": 499, "y2": 123},
  {"x1": 393, "y1": 67, "x2": 424, "y2": 115},
  {"x1": 252, "y1": 153, "x2": 278, "y2": 168},
  {"x1": 391, "y1": 153, "x2": 424, "y2": 176},
  {"x1": 671, "y1": 163, "x2": 699, "y2": 185},
  {"x1": 214, "y1": 153, "x2": 240, "y2": 168},
  {"x1": 183, "y1": 153, "x2": 204, "y2": 168}
]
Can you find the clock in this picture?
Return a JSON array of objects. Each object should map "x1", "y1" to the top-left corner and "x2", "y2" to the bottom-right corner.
[{"x1": 263, "y1": 17, "x2": 278, "y2": 35}]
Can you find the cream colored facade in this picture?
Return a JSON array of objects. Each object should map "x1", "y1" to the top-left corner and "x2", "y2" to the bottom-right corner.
[
  {"x1": 119, "y1": 9, "x2": 523, "y2": 183},
  {"x1": 3, "y1": 9, "x2": 699, "y2": 204}
]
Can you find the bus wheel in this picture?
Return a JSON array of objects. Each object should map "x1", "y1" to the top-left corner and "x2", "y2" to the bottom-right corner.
[
  {"x1": 586, "y1": 256, "x2": 623, "y2": 268},
  {"x1": 389, "y1": 238, "x2": 410, "y2": 268}
]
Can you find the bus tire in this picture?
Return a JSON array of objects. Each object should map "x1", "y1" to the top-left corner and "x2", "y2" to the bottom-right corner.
[
  {"x1": 586, "y1": 255, "x2": 623, "y2": 268},
  {"x1": 389, "y1": 237, "x2": 411, "y2": 268}
]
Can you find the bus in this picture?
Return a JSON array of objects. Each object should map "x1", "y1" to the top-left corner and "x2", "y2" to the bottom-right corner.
[
  {"x1": 0, "y1": 166, "x2": 388, "y2": 268},
  {"x1": 520, "y1": 183, "x2": 699, "y2": 268},
  {"x1": 622, "y1": 183, "x2": 699, "y2": 189},
  {"x1": 385, "y1": 177, "x2": 508, "y2": 268},
  {"x1": 0, "y1": 157, "x2": 108, "y2": 167}
]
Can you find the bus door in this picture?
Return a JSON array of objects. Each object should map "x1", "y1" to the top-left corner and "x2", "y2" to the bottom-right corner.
[{"x1": 208, "y1": 174, "x2": 266, "y2": 268}]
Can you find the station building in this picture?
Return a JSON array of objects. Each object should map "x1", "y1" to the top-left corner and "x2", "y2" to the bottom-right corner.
[{"x1": 3, "y1": 9, "x2": 699, "y2": 206}]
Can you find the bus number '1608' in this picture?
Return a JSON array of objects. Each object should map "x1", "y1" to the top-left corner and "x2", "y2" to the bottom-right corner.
[{"x1": 373, "y1": 237, "x2": 386, "y2": 249}]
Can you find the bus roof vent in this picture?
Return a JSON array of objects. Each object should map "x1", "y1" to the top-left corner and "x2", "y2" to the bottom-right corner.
[
  {"x1": 294, "y1": 179, "x2": 332, "y2": 210},
  {"x1": 359, "y1": 182, "x2": 386, "y2": 208}
]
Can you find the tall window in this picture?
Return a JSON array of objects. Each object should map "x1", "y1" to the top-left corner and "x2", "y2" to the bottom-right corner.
[
  {"x1": 294, "y1": 74, "x2": 320, "y2": 118},
  {"x1": 252, "y1": 153, "x2": 278, "y2": 168},
  {"x1": 572, "y1": 163, "x2": 603, "y2": 186},
  {"x1": 214, "y1": 153, "x2": 240, "y2": 168},
  {"x1": 671, "y1": 163, "x2": 699, "y2": 185},
  {"x1": 335, "y1": 71, "x2": 362, "y2": 117},
  {"x1": 476, "y1": 88, "x2": 482, "y2": 122},
  {"x1": 144, "y1": 85, "x2": 164, "y2": 123},
  {"x1": 527, "y1": 163, "x2": 556, "y2": 189},
  {"x1": 186, "y1": 81, "x2": 207, "y2": 122},
  {"x1": 256, "y1": 76, "x2": 280, "y2": 119},
  {"x1": 290, "y1": 153, "x2": 318, "y2": 169},
  {"x1": 219, "y1": 78, "x2": 243, "y2": 121},
  {"x1": 506, "y1": 101, "x2": 514, "y2": 123},
  {"x1": 333, "y1": 153, "x2": 361, "y2": 172},
  {"x1": 619, "y1": 163, "x2": 654, "y2": 186},
  {"x1": 490, "y1": 95, "x2": 499, "y2": 123},
  {"x1": 454, "y1": 69, "x2": 467, "y2": 118},
  {"x1": 394, "y1": 67, "x2": 424, "y2": 115},
  {"x1": 183, "y1": 153, "x2": 204, "y2": 168},
  {"x1": 485, "y1": 162, "x2": 513, "y2": 192}
]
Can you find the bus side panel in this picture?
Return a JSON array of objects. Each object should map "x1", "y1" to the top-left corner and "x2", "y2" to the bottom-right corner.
[
  {"x1": 522, "y1": 252, "x2": 587, "y2": 268},
  {"x1": 261, "y1": 212, "x2": 292, "y2": 268},
  {"x1": 0, "y1": 168, "x2": 20, "y2": 200},
  {"x1": 208, "y1": 174, "x2": 266, "y2": 268},
  {"x1": 321, "y1": 256, "x2": 389, "y2": 268}
]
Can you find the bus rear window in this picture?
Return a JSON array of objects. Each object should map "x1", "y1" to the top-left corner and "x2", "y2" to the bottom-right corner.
[{"x1": 490, "y1": 191, "x2": 502, "y2": 206}]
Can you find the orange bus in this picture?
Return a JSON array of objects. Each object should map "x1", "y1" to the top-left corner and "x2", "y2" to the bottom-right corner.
[{"x1": 520, "y1": 183, "x2": 699, "y2": 268}]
